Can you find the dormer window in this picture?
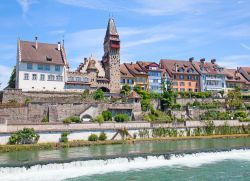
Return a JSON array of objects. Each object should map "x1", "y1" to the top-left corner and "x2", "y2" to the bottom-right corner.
[
  {"x1": 188, "y1": 68, "x2": 194, "y2": 73},
  {"x1": 178, "y1": 68, "x2": 184, "y2": 72},
  {"x1": 46, "y1": 56, "x2": 52, "y2": 61}
]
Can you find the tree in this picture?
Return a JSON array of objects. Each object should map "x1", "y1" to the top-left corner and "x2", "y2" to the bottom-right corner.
[
  {"x1": 114, "y1": 114, "x2": 129, "y2": 122},
  {"x1": 8, "y1": 66, "x2": 16, "y2": 88},
  {"x1": 102, "y1": 110, "x2": 112, "y2": 121},
  {"x1": 120, "y1": 84, "x2": 131, "y2": 97},
  {"x1": 160, "y1": 81, "x2": 176, "y2": 110},
  {"x1": 226, "y1": 87, "x2": 243, "y2": 110},
  {"x1": 8, "y1": 128, "x2": 40, "y2": 144},
  {"x1": 93, "y1": 89, "x2": 104, "y2": 100}
]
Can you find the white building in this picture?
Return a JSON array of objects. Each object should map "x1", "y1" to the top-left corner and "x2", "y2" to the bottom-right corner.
[{"x1": 16, "y1": 37, "x2": 68, "y2": 91}]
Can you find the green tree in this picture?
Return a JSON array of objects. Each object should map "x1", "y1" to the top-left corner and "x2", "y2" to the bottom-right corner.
[
  {"x1": 8, "y1": 128, "x2": 40, "y2": 144},
  {"x1": 8, "y1": 66, "x2": 16, "y2": 88},
  {"x1": 226, "y1": 87, "x2": 243, "y2": 110},
  {"x1": 88, "y1": 134, "x2": 98, "y2": 141},
  {"x1": 92, "y1": 115, "x2": 104, "y2": 124},
  {"x1": 160, "y1": 81, "x2": 176, "y2": 110},
  {"x1": 120, "y1": 84, "x2": 131, "y2": 97},
  {"x1": 93, "y1": 89, "x2": 104, "y2": 100},
  {"x1": 102, "y1": 110, "x2": 112, "y2": 121},
  {"x1": 98, "y1": 132, "x2": 107, "y2": 141},
  {"x1": 114, "y1": 114, "x2": 129, "y2": 122}
]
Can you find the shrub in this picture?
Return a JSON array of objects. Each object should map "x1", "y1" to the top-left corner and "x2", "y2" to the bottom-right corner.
[
  {"x1": 245, "y1": 104, "x2": 250, "y2": 110},
  {"x1": 9, "y1": 128, "x2": 40, "y2": 144},
  {"x1": 88, "y1": 134, "x2": 98, "y2": 141},
  {"x1": 70, "y1": 116, "x2": 81, "y2": 123},
  {"x1": 81, "y1": 89, "x2": 90, "y2": 99},
  {"x1": 171, "y1": 103, "x2": 182, "y2": 110},
  {"x1": 42, "y1": 115, "x2": 49, "y2": 123},
  {"x1": 102, "y1": 111, "x2": 112, "y2": 121},
  {"x1": 98, "y1": 132, "x2": 107, "y2": 141},
  {"x1": 60, "y1": 132, "x2": 69, "y2": 143},
  {"x1": 141, "y1": 99, "x2": 151, "y2": 112},
  {"x1": 239, "y1": 118, "x2": 250, "y2": 122},
  {"x1": 234, "y1": 111, "x2": 247, "y2": 119},
  {"x1": 92, "y1": 115, "x2": 104, "y2": 124},
  {"x1": 63, "y1": 117, "x2": 72, "y2": 124},
  {"x1": 24, "y1": 98, "x2": 32, "y2": 105},
  {"x1": 114, "y1": 114, "x2": 129, "y2": 122},
  {"x1": 93, "y1": 89, "x2": 104, "y2": 100}
]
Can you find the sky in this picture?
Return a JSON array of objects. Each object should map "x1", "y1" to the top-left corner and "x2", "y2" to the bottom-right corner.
[{"x1": 0, "y1": 0, "x2": 250, "y2": 89}]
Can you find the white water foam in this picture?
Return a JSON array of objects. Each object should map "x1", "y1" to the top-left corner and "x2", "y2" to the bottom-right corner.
[{"x1": 1, "y1": 149, "x2": 250, "y2": 181}]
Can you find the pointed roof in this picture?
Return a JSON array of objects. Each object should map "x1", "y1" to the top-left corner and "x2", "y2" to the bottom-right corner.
[
  {"x1": 128, "y1": 91, "x2": 141, "y2": 99},
  {"x1": 106, "y1": 18, "x2": 118, "y2": 36}
]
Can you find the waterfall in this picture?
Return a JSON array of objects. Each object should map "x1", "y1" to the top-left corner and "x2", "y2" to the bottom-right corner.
[{"x1": 1, "y1": 149, "x2": 250, "y2": 181}]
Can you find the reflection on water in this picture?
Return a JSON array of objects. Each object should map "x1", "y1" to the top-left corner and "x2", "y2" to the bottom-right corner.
[{"x1": 0, "y1": 137, "x2": 250, "y2": 166}]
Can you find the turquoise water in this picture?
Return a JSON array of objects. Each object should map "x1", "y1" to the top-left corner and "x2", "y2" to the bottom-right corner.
[{"x1": 1, "y1": 137, "x2": 250, "y2": 181}]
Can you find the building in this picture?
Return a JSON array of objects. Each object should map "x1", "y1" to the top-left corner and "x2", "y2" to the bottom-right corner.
[
  {"x1": 120, "y1": 63, "x2": 135, "y2": 88},
  {"x1": 160, "y1": 59, "x2": 200, "y2": 92},
  {"x1": 16, "y1": 18, "x2": 121, "y2": 93},
  {"x1": 137, "y1": 61, "x2": 162, "y2": 93},
  {"x1": 16, "y1": 38, "x2": 68, "y2": 91},
  {"x1": 192, "y1": 59, "x2": 226, "y2": 92},
  {"x1": 124, "y1": 62, "x2": 148, "y2": 90},
  {"x1": 224, "y1": 68, "x2": 250, "y2": 92}
]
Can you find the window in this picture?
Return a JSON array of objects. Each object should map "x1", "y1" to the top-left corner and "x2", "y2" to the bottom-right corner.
[
  {"x1": 76, "y1": 77, "x2": 81, "y2": 82},
  {"x1": 121, "y1": 79, "x2": 125, "y2": 83},
  {"x1": 180, "y1": 88, "x2": 185, "y2": 92},
  {"x1": 127, "y1": 79, "x2": 133, "y2": 84},
  {"x1": 178, "y1": 68, "x2": 184, "y2": 72},
  {"x1": 180, "y1": 75, "x2": 184, "y2": 79},
  {"x1": 173, "y1": 75, "x2": 177, "y2": 79},
  {"x1": 45, "y1": 64, "x2": 50, "y2": 71},
  {"x1": 68, "y1": 76, "x2": 74, "y2": 81},
  {"x1": 174, "y1": 88, "x2": 178, "y2": 92},
  {"x1": 188, "y1": 75, "x2": 192, "y2": 80},
  {"x1": 55, "y1": 65, "x2": 60, "y2": 72},
  {"x1": 83, "y1": 77, "x2": 89, "y2": 82},
  {"x1": 56, "y1": 75, "x2": 63, "y2": 81},
  {"x1": 188, "y1": 88, "x2": 193, "y2": 92},
  {"x1": 153, "y1": 79, "x2": 159, "y2": 83},
  {"x1": 27, "y1": 63, "x2": 33, "y2": 70},
  {"x1": 37, "y1": 64, "x2": 43, "y2": 70},
  {"x1": 24, "y1": 73, "x2": 29, "y2": 80},
  {"x1": 194, "y1": 76, "x2": 198, "y2": 80},
  {"x1": 32, "y1": 74, "x2": 37, "y2": 80},
  {"x1": 180, "y1": 82, "x2": 185, "y2": 86},
  {"x1": 40, "y1": 74, "x2": 45, "y2": 81},
  {"x1": 48, "y1": 75, "x2": 55, "y2": 81},
  {"x1": 188, "y1": 82, "x2": 192, "y2": 86},
  {"x1": 173, "y1": 81, "x2": 178, "y2": 86}
]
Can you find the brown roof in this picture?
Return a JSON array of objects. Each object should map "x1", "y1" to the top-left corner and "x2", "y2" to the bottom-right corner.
[
  {"x1": 128, "y1": 91, "x2": 141, "y2": 99},
  {"x1": 224, "y1": 68, "x2": 248, "y2": 83},
  {"x1": 239, "y1": 67, "x2": 250, "y2": 82},
  {"x1": 120, "y1": 64, "x2": 135, "y2": 79},
  {"x1": 96, "y1": 77, "x2": 109, "y2": 82},
  {"x1": 137, "y1": 61, "x2": 162, "y2": 72},
  {"x1": 124, "y1": 63, "x2": 147, "y2": 76},
  {"x1": 192, "y1": 61, "x2": 225, "y2": 75},
  {"x1": 160, "y1": 59, "x2": 199, "y2": 77},
  {"x1": 19, "y1": 40, "x2": 67, "y2": 65}
]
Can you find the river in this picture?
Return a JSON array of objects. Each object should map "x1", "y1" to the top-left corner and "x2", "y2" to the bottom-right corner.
[{"x1": 1, "y1": 137, "x2": 250, "y2": 180}]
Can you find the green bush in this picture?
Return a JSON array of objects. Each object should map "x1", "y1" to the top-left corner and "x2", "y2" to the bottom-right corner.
[
  {"x1": 60, "y1": 132, "x2": 69, "y2": 143},
  {"x1": 98, "y1": 132, "x2": 107, "y2": 141},
  {"x1": 42, "y1": 115, "x2": 49, "y2": 123},
  {"x1": 239, "y1": 118, "x2": 250, "y2": 122},
  {"x1": 234, "y1": 111, "x2": 247, "y2": 119},
  {"x1": 102, "y1": 111, "x2": 112, "y2": 121},
  {"x1": 70, "y1": 116, "x2": 81, "y2": 123},
  {"x1": 92, "y1": 115, "x2": 104, "y2": 124},
  {"x1": 81, "y1": 89, "x2": 90, "y2": 99},
  {"x1": 63, "y1": 117, "x2": 72, "y2": 124},
  {"x1": 245, "y1": 104, "x2": 250, "y2": 110},
  {"x1": 114, "y1": 114, "x2": 129, "y2": 122},
  {"x1": 88, "y1": 134, "x2": 98, "y2": 141},
  {"x1": 9, "y1": 128, "x2": 40, "y2": 144},
  {"x1": 200, "y1": 111, "x2": 230, "y2": 120},
  {"x1": 171, "y1": 103, "x2": 182, "y2": 110},
  {"x1": 24, "y1": 98, "x2": 32, "y2": 105},
  {"x1": 93, "y1": 89, "x2": 104, "y2": 100}
]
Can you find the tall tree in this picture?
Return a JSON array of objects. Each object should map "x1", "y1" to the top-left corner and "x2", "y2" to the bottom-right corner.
[{"x1": 8, "y1": 66, "x2": 16, "y2": 88}]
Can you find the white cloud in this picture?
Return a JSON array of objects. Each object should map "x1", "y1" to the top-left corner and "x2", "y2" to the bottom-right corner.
[
  {"x1": 16, "y1": 0, "x2": 36, "y2": 14},
  {"x1": 241, "y1": 43, "x2": 250, "y2": 51},
  {"x1": 219, "y1": 54, "x2": 250, "y2": 68}
]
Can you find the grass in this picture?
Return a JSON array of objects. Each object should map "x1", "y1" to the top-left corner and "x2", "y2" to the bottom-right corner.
[{"x1": 1, "y1": 134, "x2": 250, "y2": 153}]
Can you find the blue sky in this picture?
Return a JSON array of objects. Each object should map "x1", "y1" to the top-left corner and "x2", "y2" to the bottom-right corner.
[{"x1": 0, "y1": 0, "x2": 250, "y2": 89}]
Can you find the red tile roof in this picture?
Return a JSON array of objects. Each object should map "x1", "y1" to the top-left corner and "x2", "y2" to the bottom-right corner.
[
  {"x1": 120, "y1": 64, "x2": 135, "y2": 78},
  {"x1": 192, "y1": 61, "x2": 225, "y2": 75},
  {"x1": 160, "y1": 59, "x2": 199, "y2": 77},
  {"x1": 124, "y1": 63, "x2": 147, "y2": 76},
  {"x1": 19, "y1": 40, "x2": 67, "y2": 65},
  {"x1": 224, "y1": 68, "x2": 248, "y2": 83}
]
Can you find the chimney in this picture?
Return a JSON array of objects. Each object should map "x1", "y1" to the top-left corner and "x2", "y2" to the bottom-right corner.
[
  {"x1": 130, "y1": 62, "x2": 133, "y2": 65},
  {"x1": 35, "y1": 36, "x2": 38, "y2": 50},
  {"x1": 189, "y1": 57, "x2": 194, "y2": 62},
  {"x1": 200, "y1": 58, "x2": 205, "y2": 70},
  {"x1": 211, "y1": 59, "x2": 216, "y2": 64},
  {"x1": 58, "y1": 42, "x2": 61, "y2": 51}
]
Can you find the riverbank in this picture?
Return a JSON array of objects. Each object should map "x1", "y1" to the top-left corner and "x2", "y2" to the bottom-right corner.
[{"x1": 1, "y1": 134, "x2": 250, "y2": 153}]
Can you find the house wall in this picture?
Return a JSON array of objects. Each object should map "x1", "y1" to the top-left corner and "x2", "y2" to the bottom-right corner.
[
  {"x1": 17, "y1": 62, "x2": 65, "y2": 91},
  {"x1": 148, "y1": 70, "x2": 162, "y2": 93},
  {"x1": 172, "y1": 74, "x2": 200, "y2": 92},
  {"x1": 202, "y1": 74, "x2": 226, "y2": 91}
]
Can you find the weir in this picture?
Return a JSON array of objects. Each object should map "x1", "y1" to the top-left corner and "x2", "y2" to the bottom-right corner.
[{"x1": 1, "y1": 149, "x2": 250, "y2": 181}]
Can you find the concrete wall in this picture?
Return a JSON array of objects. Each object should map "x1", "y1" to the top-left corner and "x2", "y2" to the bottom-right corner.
[{"x1": 176, "y1": 98, "x2": 225, "y2": 106}]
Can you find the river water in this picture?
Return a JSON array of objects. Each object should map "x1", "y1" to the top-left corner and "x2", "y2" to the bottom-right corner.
[{"x1": 1, "y1": 137, "x2": 250, "y2": 181}]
